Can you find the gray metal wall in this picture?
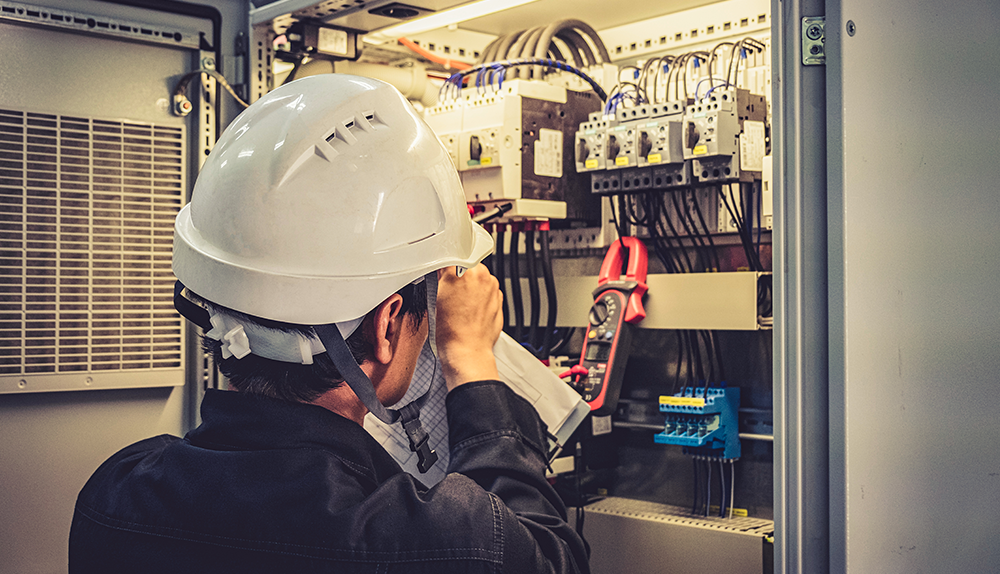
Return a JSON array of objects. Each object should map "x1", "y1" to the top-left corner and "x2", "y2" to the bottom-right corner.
[
  {"x1": 826, "y1": 0, "x2": 1000, "y2": 572},
  {"x1": 0, "y1": 1, "x2": 246, "y2": 572}
]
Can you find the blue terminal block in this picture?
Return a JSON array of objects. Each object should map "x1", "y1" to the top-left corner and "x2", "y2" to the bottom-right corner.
[{"x1": 654, "y1": 386, "x2": 741, "y2": 460}]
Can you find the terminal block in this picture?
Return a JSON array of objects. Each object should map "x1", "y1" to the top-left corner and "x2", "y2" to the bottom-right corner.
[
  {"x1": 682, "y1": 88, "x2": 767, "y2": 184},
  {"x1": 654, "y1": 386, "x2": 740, "y2": 460}
]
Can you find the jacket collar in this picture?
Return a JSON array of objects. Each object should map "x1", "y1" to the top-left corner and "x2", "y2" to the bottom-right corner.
[{"x1": 186, "y1": 389, "x2": 405, "y2": 487}]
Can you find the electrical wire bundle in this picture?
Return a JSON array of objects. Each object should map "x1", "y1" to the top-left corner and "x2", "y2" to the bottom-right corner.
[
  {"x1": 491, "y1": 221, "x2": 568, "y2": 360},
  {"x1": 476, "y1": 19, "x2": 611, "y2": 78},
  {"x1": 439, "y1": 58, "x2": 608, "y2": 102},
  {"x1": 601, "y1": 38, "x2": 767, "y2": 116},
  {"x1": 692, "y1": 457, "x2": 737, "y2": 519}
]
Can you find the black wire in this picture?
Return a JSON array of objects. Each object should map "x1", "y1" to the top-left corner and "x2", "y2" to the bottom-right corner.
[
  {"x1": 539, "y1": 228, "x2": 557, "y2": 358},
  {"x1": 282, "y1": 55, "x2": 305, "y2": 86},
  {"x1": 509, "y1": 227, "x2": 524, "y2": 343},
  {"x1": 689, "y1": 330, "x2": 705, "y2": 383},
  {"x1": 756, "y1": 180, "x2": 763, "y2": 262},
  {"x1": 692, "y1": 457, "x2": 700, "y2": 514},
  {"x1": 736, "y1": 184, "x2": 763, "y2": 270},
  {"x1": 711, "y1": 330, "x2": 727, "y2": 382},
  {"x1": 525, "y1": 228, "x2": 541, "y2": 352},
  {"x1": 642, "y1": 195, "x2": 680, "y2": 273},
  {"x1": 657, "y1": 193, "x2": 692, "y2": 272},
  {"x1": 496, "y1": 227, "x2": 508, "y2": 333},
  {"x1": 701, "y1": 331, "x2": 715, "y2": 384},
  {"x1": 691, "y1": 189, "x2": 721, "y2": 272},
  {"x1": 684, "y1": 330, "x2": 694, "y2": 390},
  {"x1": 670, "y1": 191, "x2": 706, "y2": 271},
  {"x1": 607, "y1": 197, "x2": 627, "y2": 254},
  {"x1": 719, "y1": 186, "x2": 759, "y2": 271},
  {"x1": 673, "y1": 331, "x2": 686, "y2": 395},
  {"x1": 679, "y1": 190, "x2": 710, "y2": 272},
  {"x1": 705, "y1": 459, "x2": 712, "y2": 517}
]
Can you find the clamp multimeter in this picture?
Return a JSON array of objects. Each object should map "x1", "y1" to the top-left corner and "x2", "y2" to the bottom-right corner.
[{"x1": 573, "y1": 237, "x2": 648, "y2": 416}]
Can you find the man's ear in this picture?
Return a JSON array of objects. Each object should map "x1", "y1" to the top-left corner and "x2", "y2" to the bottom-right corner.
[{"x1": 370, "y1": 293, "x2": 404, "y2": 365}]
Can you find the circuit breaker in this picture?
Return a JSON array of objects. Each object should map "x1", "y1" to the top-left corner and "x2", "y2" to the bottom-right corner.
[
  {"x1": 426, "y1": 80, "x2": 601, "y2": 222},
  {"x1": 683, "y1": 87, "x2": 767, "y2": 184}
]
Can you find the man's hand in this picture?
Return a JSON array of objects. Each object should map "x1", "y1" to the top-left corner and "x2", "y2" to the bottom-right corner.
[{"x1": 435, "y1": 264, "x2": 502, "y2": 390}]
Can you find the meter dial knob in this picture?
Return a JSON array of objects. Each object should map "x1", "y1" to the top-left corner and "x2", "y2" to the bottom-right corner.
[{"x1": 589, "y1": 301, "x2": 610, "y2": 326}]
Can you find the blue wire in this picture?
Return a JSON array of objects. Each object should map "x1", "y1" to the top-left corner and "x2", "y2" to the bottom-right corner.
[{"x1": 703, "y1": 82, "x2": 732, "y2": 101}]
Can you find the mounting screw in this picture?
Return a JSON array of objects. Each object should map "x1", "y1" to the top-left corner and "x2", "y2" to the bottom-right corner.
[
  {"x1": 846, "y1": 20, "x2": 857, "y2": 36},
  {"x1": 84, "y1": 377, "x2": 93, "y2": 386},
  {"x1": 201, "y1": 56, "x2": 216, "y2": 70},
  {"x1": 17, "y1": 379, "x2": 26, "y2": 389},
  {"x1": 806, "y1": 23, "x2": 823, "y2": 40}
]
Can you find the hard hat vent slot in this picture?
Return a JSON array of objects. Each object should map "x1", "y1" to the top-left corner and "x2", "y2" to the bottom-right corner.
[{"x1": 324, "y1": 112, "x2": 384, "y2": 151}]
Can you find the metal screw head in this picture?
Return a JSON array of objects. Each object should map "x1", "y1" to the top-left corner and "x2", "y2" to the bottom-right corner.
[
  {"x1": 17, "y1": 379, "x2": 26, "y2": 389},
  {"x1": 806, "y1": 24, "x2": 823, "y2": 40},
  {"x1": 810, "y1": 45, "x2": 822, "y2": 55},
  {"x1": 201, "y1": 56, "x2": 216, "y2": 69},
  {"x1": 847, "y1": 20, "x2": 857, "y2": 36}
]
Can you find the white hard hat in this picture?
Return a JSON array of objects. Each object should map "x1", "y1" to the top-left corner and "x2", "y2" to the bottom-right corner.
[{"x1": 173, "y1": 74, "x2": 493, "y2": 325}]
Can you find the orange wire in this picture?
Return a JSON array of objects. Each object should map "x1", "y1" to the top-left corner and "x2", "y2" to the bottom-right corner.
[{"x1": 398, "y1": 37, "x2": 472, "y2": 71}]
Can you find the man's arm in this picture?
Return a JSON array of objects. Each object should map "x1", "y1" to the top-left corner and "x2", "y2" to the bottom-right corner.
[{"x1": 435, "y1": 265, "x2": 589, "y2": 574}]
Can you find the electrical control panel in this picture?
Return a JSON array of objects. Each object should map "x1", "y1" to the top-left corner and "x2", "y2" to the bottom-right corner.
[{"x1": 655, "y1": 386, "x2": 741, "y2": 460}]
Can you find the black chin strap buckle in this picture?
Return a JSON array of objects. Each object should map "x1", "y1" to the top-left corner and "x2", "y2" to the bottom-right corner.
[{"x1": 400, "y1": 403, "x2": 437, "y2": 473}]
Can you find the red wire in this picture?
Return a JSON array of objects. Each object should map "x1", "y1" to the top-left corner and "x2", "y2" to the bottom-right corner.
[{"x1": 398, "y1": 37, "x2": 472, "y2": 71}]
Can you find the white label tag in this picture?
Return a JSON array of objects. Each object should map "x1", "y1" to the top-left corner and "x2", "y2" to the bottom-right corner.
[
  {"x1": 739, "y1": 120, "x2": 765, "y2": 172},
  {"x1": 318, "y1": 28, "x2": 349, "y2": 56},
  {"x1": 592, "y1": 415, "x2": 612, "y2": 436},
  {"x1": 534, "y1": 128, "x2": 563, "y2": 178}
]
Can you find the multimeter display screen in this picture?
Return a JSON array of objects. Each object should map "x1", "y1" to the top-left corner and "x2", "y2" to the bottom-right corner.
[{"x1": 585, "y1": 343, "x2": 611, "y2": 362}]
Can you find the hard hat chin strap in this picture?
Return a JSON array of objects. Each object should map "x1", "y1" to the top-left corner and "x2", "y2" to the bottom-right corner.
[{"x1": 313, "y1": 270, "x2": 440, "y2": 473}]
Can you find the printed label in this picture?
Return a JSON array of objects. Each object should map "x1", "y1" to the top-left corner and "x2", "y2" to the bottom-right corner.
[
  {"x1": 615, "y1": 156, "x2": 629, "y2": 166},
  {"x1": 647, "y1": 153, "x2": 662, "y2": 164},
  {"x1": 592, "y1": 415, "x2": 612, "y2": 436},
  {"x1": 533, "y1": 128, "x2": 562, "y2": 177},
  {"x1": 317, "y1": 28, "x2": 349, "y2": 56},
  {"x1": 481, "y1": 156, "x2": 493, "y2": 166},
  {"x1": 585, "y1": 158, "x2": 599, "y2": 169},
  {"x1": 660, "y1": 396, "x2": 707, "y2": 407},
  {"x1": 693, "y1": 144, "x2": 708, "y2": 156},
  {"x1": 739, "y1": 120, "x2": 765, "y2": 172}
]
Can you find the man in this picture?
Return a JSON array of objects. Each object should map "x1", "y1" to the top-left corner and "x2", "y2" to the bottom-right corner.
[{"x1": 69, "y1": 74, "x2": 589, "y2": 573}]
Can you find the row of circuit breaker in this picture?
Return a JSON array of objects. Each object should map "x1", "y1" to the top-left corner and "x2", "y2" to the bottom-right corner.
[
  {"x1": 575, "y1": 88, "x2": 768, "y2": 195},
  {"x1": 424, "y1": 80, "x2": 602, "y2": 223}
]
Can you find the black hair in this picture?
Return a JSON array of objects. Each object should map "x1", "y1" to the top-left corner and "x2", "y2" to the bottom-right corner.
[{"x1": 198, "y1": 280, "x2": 426, "y2": 403}]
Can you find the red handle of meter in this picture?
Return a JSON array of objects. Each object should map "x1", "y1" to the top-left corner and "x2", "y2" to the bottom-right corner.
[{"x1": 597, "y1": 237, "x2": 648, "y2": 324}]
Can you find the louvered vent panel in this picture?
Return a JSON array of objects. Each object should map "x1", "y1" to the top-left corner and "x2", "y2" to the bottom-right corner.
[{"x1": 0, "y1": 109, "x2": 184, "y2": 379}]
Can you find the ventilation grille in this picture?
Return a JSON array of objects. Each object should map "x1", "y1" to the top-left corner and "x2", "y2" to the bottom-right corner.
[
  {"x1": 585, "y1": 496, "x2": 774, "y2": 535},
  {"x1": 0, "y1": 109, "x2": 184, "y2": 376}
]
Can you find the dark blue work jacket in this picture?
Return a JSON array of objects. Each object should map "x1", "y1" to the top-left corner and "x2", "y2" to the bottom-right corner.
[{"x1": 69, "y1": 381, "x2": 588, "y2": 573}]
